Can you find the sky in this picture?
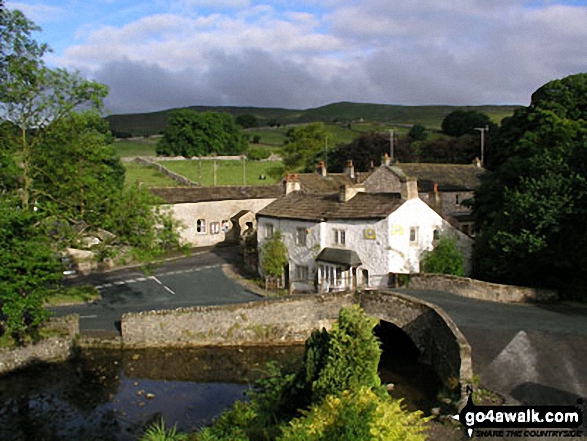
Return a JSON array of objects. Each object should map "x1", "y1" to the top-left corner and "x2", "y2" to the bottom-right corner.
[{"x1": 5, "y1": 0, "x2": 587, "y2": 115}]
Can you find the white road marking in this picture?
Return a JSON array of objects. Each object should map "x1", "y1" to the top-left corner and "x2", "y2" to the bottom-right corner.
[
  {"x1": 80, "y1": 314, "x2": 98, "y2": 319},
  {"x1": 94, "y1": 264, "x2": 223, "y2": 291}
]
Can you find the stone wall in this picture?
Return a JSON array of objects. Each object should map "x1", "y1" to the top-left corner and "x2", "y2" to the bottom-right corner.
[
  {"x1": 134, "y1": 157, "x2": 197, "y2": 186},
  {"x1": 0, "y1": 315, "x2": 79, "y2": 375},
  {"x1": 121, "y1": 292, "x2": 355, "y2": 348},
  {"x1": 407, "y1": 273, "x2": 558, "y2": 303}
]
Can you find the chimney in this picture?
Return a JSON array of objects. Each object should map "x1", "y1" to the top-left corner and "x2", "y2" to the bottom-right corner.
[
  {"x1": 344, "y1": 160, "x2": 355, "y2": 180},
  {"x1": 429, "y1": 182, "x2": 442, "y2": 213},
  {"x1": 284, "y1": 173, "x2": 301, "y2": 194},
  {"x1": 381, "y1": 153, "x2": 391, "y2": 167},
  {"x1": 340, "y1": 184, "x2": 365, "y2": 202},
  {"x1": 317, "y1": 161, "x2": 327, "y2": 177},
  {"x1": 401, "y1": 177, "x2": 419, "y2": 200}
]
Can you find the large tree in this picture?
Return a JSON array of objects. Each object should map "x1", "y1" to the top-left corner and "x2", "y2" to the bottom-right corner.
[
  {"x1": 0, "y1": 9, "x2": 108, "y2": 210},
  {"x1": 441, "y1": 110, "x2": 493, "y2": 137},
  {"x1": 473, "y1": 74, "x2": 587, "y2": 294},
  {"x1": 31, "y1": 112, "x2": 125, "y2": 224},
  {"x1": 156, "y1": 109, "x2": 246, "y2": 157},
  {"x1": 282, "y1": 122, "x2": 329, "y2": 172}
]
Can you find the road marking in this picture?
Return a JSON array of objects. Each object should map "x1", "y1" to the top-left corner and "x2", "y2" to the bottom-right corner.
[
  {"x1": 94, "y1": 264, "x2": 224, "y2": 290},
  {"x1": 80, "y1": 314, "x2": 98, "y2": 319}
]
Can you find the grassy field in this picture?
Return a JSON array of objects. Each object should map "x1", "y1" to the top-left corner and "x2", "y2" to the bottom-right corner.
[
  {"x1": 123, "y1": 162, "x2": 181, "y2": 188},
  {"x1": 160, "y1": 159, "x2": 281, "y2": 186},
  {"x1": 114, "y1": 139, "x2": 158, "y2": 156}
]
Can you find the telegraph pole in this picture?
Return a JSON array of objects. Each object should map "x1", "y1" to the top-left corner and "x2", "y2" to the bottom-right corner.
[
  {"x1": 389, "y1": 130, "x2": 394, "y2": 161},
  {"x1": 474, "y1": 126, "x2": 488, "y2": 167}
]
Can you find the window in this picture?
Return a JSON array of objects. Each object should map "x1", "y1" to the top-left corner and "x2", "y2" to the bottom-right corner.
[
  {"x1": 409, "y1": 227, "x2": 418, "y2": 243},
  {"x1": 210, "y1": 222, "x2": 220, "y2": 234},
  {"x1": 333, "y1": 229, "x2": 346, "y2": 246},
  {"x1": 196, "y1": 219, "x2": 206, "y2": 234},
  {"x1": 296, "y1": 265, "x2": 309, "y2": 282},
  {"x1": 433, "y1": 229, "x2": 440, "y2": 241},
  {"x1": 265, "y1": 223, "x2": 274, "y2": 238},
  {"x1": 296, "y1": 227, "x2": 307, "y2": 246},
  {"x1": 456, "y1": 194, "x2": 460, "y2": 205}
]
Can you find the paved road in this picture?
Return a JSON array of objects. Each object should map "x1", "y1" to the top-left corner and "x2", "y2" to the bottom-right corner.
[
  {"x1": 395, "y1": 289, "x2": 587, "y2": 407},
  {"x1": 51, "y1": 248, "x2": 262, "y2": 333}
]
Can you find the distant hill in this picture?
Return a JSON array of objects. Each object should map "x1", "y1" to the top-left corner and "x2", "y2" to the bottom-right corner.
[{"x1": 105, "y1": 102, "x2": 521, "y2": 137}]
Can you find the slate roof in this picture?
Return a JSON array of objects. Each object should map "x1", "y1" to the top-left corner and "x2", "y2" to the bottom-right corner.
[
  {"x1": 390, "y1": 164, "x2": 485, "y2": 192},
  {"x1": 316, "y1": 248, "x2": 362, "y2": 266},
  {"x1": 257, "y1": 192, "x2": 404, "y2": 221},
  {"x1": 150, "y1": 185, "x2": 282, "y2": 204},
  {"x1": 288, "y1": 173, "x2": 356, "y2": 194}
]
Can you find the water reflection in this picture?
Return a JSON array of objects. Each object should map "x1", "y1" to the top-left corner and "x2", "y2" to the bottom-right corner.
[{"x1": 0, "y1": 344, "x2": 439, "y2": 440}]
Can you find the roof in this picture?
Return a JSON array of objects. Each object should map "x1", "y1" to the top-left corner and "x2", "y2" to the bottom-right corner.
[
  {"x1": 150, "y1": 185, "x2": 282, "y2": 204},
  {"x1": 316, "y1": 248, "x2": 362, "y2": 267},
  {"x1": 257, "y1": 192, "x2": 404, "y2": 221},
  {"x1": 286, "y1": 173, "x2": 355, "y2": 194},
  {"x1": 390, "y1": 164, "x2": 485, "y2": 192}
]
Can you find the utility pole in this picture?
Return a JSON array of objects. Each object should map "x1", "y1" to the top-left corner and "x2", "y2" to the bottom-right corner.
[
  {"x1": 474, "y1": 126, "x2": 488, "y2": 167},
  {"x1": 213, "y1": 153, "x2": 217, "y2": 186},
  {"x1": 389, "y1": 130, "x2": 394, "y2": 161},
  {"x1": 243, "y1": 155, "x2": 246, "y2": 185}
]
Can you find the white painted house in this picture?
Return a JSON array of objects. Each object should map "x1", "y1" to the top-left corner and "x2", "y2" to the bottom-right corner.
[{"x1": 257, "y1": 179, "x2": 472, "y2": 293}]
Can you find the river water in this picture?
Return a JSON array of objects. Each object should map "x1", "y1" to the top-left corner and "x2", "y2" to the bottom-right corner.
[{"x1": 0, "y1": 345, "x2": 439, "y2": 440}]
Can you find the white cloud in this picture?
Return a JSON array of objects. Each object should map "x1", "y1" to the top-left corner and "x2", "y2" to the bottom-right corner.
[
  {"x1": 52, "y1": 0, "x2": 587, "y2": 112},
  {"x1": 6, "y1": 2, "x2": 64, "y2": 23}
]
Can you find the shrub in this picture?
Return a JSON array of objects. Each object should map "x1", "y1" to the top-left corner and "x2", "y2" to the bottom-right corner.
[{"x1": 420, "y1": 235, "x2": 465, "y2": 276}]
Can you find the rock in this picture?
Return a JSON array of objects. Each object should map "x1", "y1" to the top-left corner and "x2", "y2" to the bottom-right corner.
[
  {"x1": 146, "y1": 393, "x2": 155, "y2": 400},
  {"x1": 80, "y1": 236, "x2": 101, "y2": 248},
  {"x1": 131, "y1": 354, "x2": 140, "y2": 361},
  {"x1": 432, "y1": 407, "x2": 441, "y2": 416},
  {"x1": 65, "y1": 248, "x2": 95, "y2": 262},
  {"x1": 386, "y1": 383, "x2": 395, "y2": 391}
]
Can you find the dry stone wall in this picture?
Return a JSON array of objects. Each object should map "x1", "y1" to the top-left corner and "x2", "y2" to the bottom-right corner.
[
  {"x1": 121, "y1": 292, "x2": 355, "y2": 348},
  {"x1": 408, "y1": 273, "x2": 558, "y2": 303},
  {"x1": 0, "y1": 315, "x2": 79, "y2": 375}
]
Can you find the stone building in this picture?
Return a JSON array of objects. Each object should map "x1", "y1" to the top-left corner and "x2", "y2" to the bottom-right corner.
[
  {"x1": 150, "y1": 186, "x2": 282, "y2": 247},
  {"x1": 257, "y1": 179, "x2": 472, "y2": 293}
]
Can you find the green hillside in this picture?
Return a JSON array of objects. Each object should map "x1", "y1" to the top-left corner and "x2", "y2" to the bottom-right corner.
[{"x1": 106, "y1": 102, "x2": 521, "y2": 137}]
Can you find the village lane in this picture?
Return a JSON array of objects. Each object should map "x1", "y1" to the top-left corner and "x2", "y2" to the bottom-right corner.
[
  {"x1": 50, "y1": 247, "x2": 262, "y2": 334},
  {"x1": 395, "y1": 288, "x2": 587, "y2": 408}
]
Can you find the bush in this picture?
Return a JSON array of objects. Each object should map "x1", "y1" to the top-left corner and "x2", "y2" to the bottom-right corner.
[
  {"x1": 247, "y1": 147, "x2": 271, "y2": 161},
  {"x1": 420, "y1": 235, "x2": 465, "y2": 276},
  {"x1": 280, "y1": 387, "x2": 428, "y2": 441}
]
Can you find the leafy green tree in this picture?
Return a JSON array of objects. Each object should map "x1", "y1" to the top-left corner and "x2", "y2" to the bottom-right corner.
[
  {"x1": 441, "y1": 110, "x2": 492, "y2": 137},
  {"x1": 408, "y1": 124, "x2": 428, "y2": 142},
  {"x1": 156, "y1": 110, "x2": 246, "y2": 157},
  {"x1": 0, "y1": 9, "x2": 108, "y2": 210},
  {"x1": 282, "y1": 123, "x2": 329, "y2": 172},
  {"x1": 420, "y1": 235, "x2": 465, "y2": 276},
  {"x1": 473, "y1": 74, "x2": 587, "y2": 293},
  {"x1": 31, "y1": 112, "x2": 125, "y2": 224},
  {"x1": 260, "y1": 231, "x2": 288, "y2": 279},
  {"x1": 236, "y1": 114, "x2": 259, "y2": 129},
  {"x1": 0, "y1": 196, "x2": 62, "y2": 344}
]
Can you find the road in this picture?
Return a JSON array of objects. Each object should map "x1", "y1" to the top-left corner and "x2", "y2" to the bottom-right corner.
[
  {"x1": 51, "y1": 248, "x2": 262, "y2": 334},
  {"x1": 396, "y1": 288, "x2": 587, "y2": 407}
]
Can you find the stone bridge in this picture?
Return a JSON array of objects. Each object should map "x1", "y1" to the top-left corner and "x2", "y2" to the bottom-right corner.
[{"x1": 121, "y1": 290, "x2": 472, "y2": 401}]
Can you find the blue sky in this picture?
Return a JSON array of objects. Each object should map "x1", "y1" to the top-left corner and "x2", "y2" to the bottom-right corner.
[{"x1": 6, "y1": 0, "x2": 587, "y2": 114}]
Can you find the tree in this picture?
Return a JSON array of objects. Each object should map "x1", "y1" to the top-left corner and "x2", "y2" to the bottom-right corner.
[
  {"x1": 420, "y1": 235, "x2": 465, "y2": 276},
  {"x1": 0, "y1": 9, "x2": 108, "y2": 210},
  {"x1": 282, "y1": 123, "x2": 329, "y2": 172},
  {"x1": 236, "y1": 114, "x2": 259, "y2": 129},
  {"x1": 473, "y1": 74, "x2": 587, "y2": 294},
  {"x1": 260, "y1": 231, "x2": 288, "y2": 279},
  {"x1": 441, "y1": 110, "x2": 492, "y2": 137},
  {"x1": 408, "y1": 124, "x2": 428, "y2": 142},
  {"x1": 31, "y1": 112, "x2": 125, "y2": 225},
  {"x1": 156, "y1": 110, "x2": 246, "y2": 157},
  {"x1": 0, "y1": 196, "x2": 62, "y2": 344}
]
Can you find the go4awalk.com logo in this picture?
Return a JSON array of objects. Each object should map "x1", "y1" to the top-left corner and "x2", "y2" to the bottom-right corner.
[{"x1": 452, "y1": 388, "x2": 584, "y2": 438}]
